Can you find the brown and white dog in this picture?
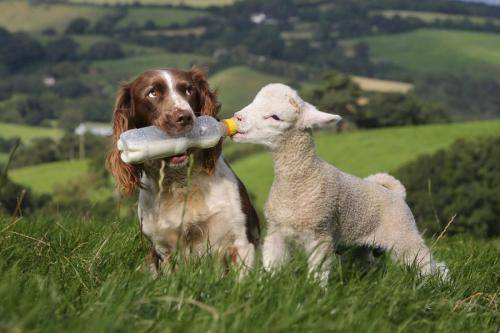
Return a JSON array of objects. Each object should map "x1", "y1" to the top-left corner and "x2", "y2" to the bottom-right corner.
[{"x1": 106, "y1": 67, "x2": 259, "y2": 275}]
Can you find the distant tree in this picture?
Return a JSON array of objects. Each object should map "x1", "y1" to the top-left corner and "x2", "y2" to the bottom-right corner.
[
  {"x1": 65, "y1": 18, "x2": 91, "y2": 35},
  {"x1": 301, "y1": 71, "x2": 362, "y2": 121},
  {"x1": 86, "y1": 42, "x2": 124, "y2": 60},
  {"x1": 54, "y1": 78, "x2": 92, "y2": 99},
  {"x1": 0, "y1": 92, "x2": 61, "y2": 125},
  {"x1": 46, "y1": 37, "x2": 79, "y2": 62},
  {"x1": 59, "y1": 109, "x2": 84, "y2": 132},
  {"x1": 414, "y1": 73, "x2": 500, "y2": 120},
  {"x1": 42, "y1": 28, "x2": 57, "y2": 36},
  {"x1": 11, "y1": 138, "x2": 62, "y2": 168},
  {"x1": 0, "y1": 29, "x2": 45, "y2": 72},
  {"x1": 355, "y1": 93, "x2": 449, "y2": 128},
  {"x1": 395, "y1": 137, "x2": 500, "y2": 239},
  {"x1": 0, "y1": 177, "x2": 50, "y2": 215},
  {"x1": 144, "y1": 20, "x2": 157, "y2": 30}
]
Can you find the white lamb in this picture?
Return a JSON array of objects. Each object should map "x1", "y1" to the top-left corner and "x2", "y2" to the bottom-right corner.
[{"x1": 232, "y1": 83, "x2": 449, "y2": 284}]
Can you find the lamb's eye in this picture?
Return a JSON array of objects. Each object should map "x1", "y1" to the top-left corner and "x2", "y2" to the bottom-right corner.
[
  {"x1": 270, "y1": 115, "x2": 281, "y2": 121},
  {"x1": 185, "y1": 86, "x2": 193, "y2": 96},
  {"x1": 147, "y1": 89, "x2": 157, "y2": 98}
]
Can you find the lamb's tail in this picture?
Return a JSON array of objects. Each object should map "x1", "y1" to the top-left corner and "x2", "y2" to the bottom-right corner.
[{"x1": 364, "y1": 173, "x2": 406, "y2": 199}]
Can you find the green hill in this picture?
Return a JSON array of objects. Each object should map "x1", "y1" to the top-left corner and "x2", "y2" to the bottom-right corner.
[
  {"x1": 231, "y1": 120, "x2": 500, "y2": 210},
  {"x1": 0, "y1": 1, "x2": 111, "y2": 33},
  {"x1": 350, "y1": 29, "x2": 500, "y2": 76},
  {"x1": 0, "y1": 123, "x2": 63, "y2": 142},
  {"x1": 210, "y1": 66, "x2": 286, "y2": 117},
  {"x1": 88, "y1": 52, "x2": 210, "y2": 95},
  {"x1": 10, "y1": 160, "x2": 90, "y2": 194}
]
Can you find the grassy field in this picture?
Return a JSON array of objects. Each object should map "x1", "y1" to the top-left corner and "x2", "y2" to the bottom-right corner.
[
  {"x1": 374, "y1": 10, "x2": 500, "y2": 24},
  {"x1": 10, "y1": 160, "x2": 90, "y2": 194},
  {"x1": 68, "y1": 0, "x2": 234, "y2": 7},
  {"x1": 116, "y1": 7, "x2": 208, "y2": 29},
  {"x1": 0, "y1": 214, "x2": 498, "y2": 332},
  {"x1": 0, "y1": 123, "x2": 63, "y2": 142},
  {"x1": 351, "y1": 29, "x2": 500, "y2": 76},
  {"x1": 231, "y1": 120, "x2": 500, "y2": 210},
  {"x1": 0, "y1": 153, "x2": 7, "y2": 164},
  {"x1": 210, "y1": 66, "x2": 286, "y2": 117},
  {"x1": 87, "y1": 52, "x2": 210, "y2": 95},
  {"x1": 351, "y1": 76, "x2": 413, "y2": 93},
  {"x1": 0, "y1": 1, "x2": 111, "y2": 33}
]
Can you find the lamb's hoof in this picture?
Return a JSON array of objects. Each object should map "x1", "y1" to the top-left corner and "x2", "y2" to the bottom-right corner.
[{"x1": 434, "y1": 261, "x2": 450, "y2": 282}]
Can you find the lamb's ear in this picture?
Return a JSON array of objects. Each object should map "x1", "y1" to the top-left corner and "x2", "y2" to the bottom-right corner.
[{"x1": 299, "y1": 102, "x2": 342, "y2": 129}]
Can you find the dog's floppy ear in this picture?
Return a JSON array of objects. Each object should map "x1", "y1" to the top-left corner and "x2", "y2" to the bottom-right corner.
[
  {"x1": 106, "y1": 83, "x2": 142, "y2": 195},
  {"x1": 298, "y1": 102, "x2": 342, "y2": 130},
  {"x1": 190, "y1": 66, "x2": 222, "y2": 174}
]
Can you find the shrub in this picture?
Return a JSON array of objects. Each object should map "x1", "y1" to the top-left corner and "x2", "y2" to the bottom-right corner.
[
  {"x1": 0, "y1": 177, "x2": 50, "y2": 215},
  {"x1": 86, "y1": 42, "x2": 124, "y2": 60},
  {"x1": 355, "y1": 93, "x2": 449, "y2": 128},
  {"x1": 65, "y1": 18, "x2": 90, "y2": 35},
  {"x1": 46, "y1": 37, "x2": 79, "y2": 62},
  {"x1": 395, "y1": 137, "x2": 500, "y2": 239}
]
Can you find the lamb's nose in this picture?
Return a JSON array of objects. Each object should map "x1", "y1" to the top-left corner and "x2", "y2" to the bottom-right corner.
[
  {"x1": 175, "y1": 110, "x2": 193, "y2": 127},
  {"x1": 235, "y1": 113, "x2": 243, "y2": 122}
]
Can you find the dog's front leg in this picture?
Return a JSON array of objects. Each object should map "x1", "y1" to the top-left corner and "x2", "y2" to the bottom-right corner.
[{"x1": 144, "y1": 245, "x2": 172, "y2": 278}]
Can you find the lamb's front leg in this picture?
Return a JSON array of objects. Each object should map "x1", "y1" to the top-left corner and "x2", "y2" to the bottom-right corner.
[
  {"x1": 263, "y1": 229, "x2": 290, "y2": 271},
  {"x1": 303, "y1": 234, "x2": 333, "y2": 286}
]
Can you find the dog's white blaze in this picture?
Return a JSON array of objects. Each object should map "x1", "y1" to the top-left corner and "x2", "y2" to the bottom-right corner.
[{"x1": 160, "y1": 70, "x2": 193, "y2": 113}]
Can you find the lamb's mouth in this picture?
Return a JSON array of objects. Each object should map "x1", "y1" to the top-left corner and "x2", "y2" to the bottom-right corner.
[
  {"x1": 168, "y1": 153, "x2": 189, "y2": 168},
  {"x1": 231, "y1": 132, "x2": 246, "y2": 141}
]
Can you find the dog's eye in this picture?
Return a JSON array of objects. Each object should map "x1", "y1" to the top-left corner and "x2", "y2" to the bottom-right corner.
[
  {"x1": 270, "y1": 115, "x2": 281, "y2": 121},
  {"x1": 147, "y1": 89, "x2": 157, "y2": 98},
  {"x1": 185, "y1": 86, "x2": 193, "y2": 96}
]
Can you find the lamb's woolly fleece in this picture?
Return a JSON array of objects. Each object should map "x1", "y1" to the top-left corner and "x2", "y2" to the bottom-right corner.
[{"x1": 235, "y1": 83, "x2": 448, "y2": 284}]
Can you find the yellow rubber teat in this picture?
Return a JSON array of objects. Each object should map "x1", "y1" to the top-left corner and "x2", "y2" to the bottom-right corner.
[{"x1": 222, "y1": 118, "x2": 238, "y2": 137}]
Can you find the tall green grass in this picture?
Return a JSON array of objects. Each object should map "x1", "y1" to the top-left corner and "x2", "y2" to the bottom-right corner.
[{"x1": 0, "y1": 215, "x2": 498, "y2": 332}]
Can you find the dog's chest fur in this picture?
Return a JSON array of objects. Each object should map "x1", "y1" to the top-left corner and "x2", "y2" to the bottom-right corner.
[{"x1": 138, "y1": 159, "x2": 246, "y2": 257}]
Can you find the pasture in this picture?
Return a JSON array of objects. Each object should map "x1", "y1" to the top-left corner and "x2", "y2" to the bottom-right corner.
[
  {"x1": 351, "y1": 76, "x2": 414, "y2": 93},
  {"x1": 0, "y1": 123, "x2": 63, "y2": 142},
  {"x1": 9, "y1": 160, "x2": 90, "y2": 195},
  {"x1": 231, "y1": 120, "x2": 500, "y2": 210},
  {"x1": 0, "y1": 1, "x2": 111, "y2": 33},
  {"x1": 351, "y1": 29, "x2": 500, "y2": 76},
  {"x1": 210, "y1": 66, "x2": 286, "y2": 117},
  {"x1": 0, "y1": 215, "x2": 498, "y2": 332},
  {"x1": 374, "y1": 10, "x2": 500, "y2": 24}
]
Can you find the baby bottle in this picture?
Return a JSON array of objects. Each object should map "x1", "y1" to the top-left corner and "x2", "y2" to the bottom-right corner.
[{"x1": 117, "y1": 116, "x2": 238, "y2": 164}]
